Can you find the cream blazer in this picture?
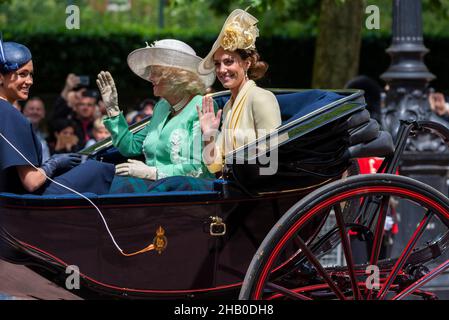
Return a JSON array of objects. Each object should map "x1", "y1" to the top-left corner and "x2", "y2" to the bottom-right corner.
[{"x1": 208, "y1": 80, "x2": 282, "y2": 173}]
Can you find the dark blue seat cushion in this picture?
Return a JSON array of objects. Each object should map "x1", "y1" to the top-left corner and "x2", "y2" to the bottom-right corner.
[
  {"x1": 277, "y1": 90, "x2": 345, "y2": 125},
  {"x1": 213, "y1": 90, "x2": 345, "y2": 126}
]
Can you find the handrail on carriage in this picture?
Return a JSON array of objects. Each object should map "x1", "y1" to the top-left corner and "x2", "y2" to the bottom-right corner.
[{"x1": 378, "y1": 119, "x2": 449, "y2": 175}]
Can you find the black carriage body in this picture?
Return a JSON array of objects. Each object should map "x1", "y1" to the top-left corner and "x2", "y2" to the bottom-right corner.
[
  {"x1": 0, "y1": 189, "x2": 304, "y2": 299},
  {"x1": 0, "y1": 89, "x2": 394, "y2": 299}
]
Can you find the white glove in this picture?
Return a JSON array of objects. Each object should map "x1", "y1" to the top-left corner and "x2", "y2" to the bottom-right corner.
[
  {"x1": 96, "y1": 71, "x2": 120, "y2": 118},
  {"x1": 115, "y1": 159, "x2": 157, "y2": 180},
  {"x1": 384, "y1": 216, "x2": 394, "y2": 231}
]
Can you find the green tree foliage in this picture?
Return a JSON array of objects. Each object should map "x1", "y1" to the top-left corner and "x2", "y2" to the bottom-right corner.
[
  {"x1": 0, "y1": 0, "x2": 69, "y2": 32},
  {"x1": 423, "y1": 0, "x2": 449, "y2": 35},
  {"x1": 203, "y1": 0, "x2": 321, "y2": 36},
  {"x1": 195, "y1": 0, "x2": 449, "y2": 37},
  {"x1": 0, "y1": 0, "x2": 221, "y2": 36},
  {"x1": 1, "y1": 0, "x2": 447, "y2": 37}
]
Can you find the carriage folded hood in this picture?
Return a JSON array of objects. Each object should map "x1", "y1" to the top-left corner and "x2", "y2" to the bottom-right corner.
[{"x1": 277, "y1": 90, "x2": 346, "y2": 125}]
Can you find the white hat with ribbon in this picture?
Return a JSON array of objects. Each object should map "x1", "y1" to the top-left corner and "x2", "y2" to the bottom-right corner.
[{"x1": 127, "y1": 39, "x2": 215, "y2": 88}]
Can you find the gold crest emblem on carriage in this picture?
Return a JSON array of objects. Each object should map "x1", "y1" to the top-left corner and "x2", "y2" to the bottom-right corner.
[{"x1": 153, "y1": 226, "x2": 168, "y2": 254}]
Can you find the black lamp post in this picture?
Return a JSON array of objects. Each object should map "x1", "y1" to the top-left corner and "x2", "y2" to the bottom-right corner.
[
  {"x1": 380, "y1": 0, "x2": 447, "y2": 152},
  {"x1": 381, "y1": 0, "x2": 434, "y2": 85},
  {"x1": 381, "y1": 0, "x2": 449, "y2": 295}
]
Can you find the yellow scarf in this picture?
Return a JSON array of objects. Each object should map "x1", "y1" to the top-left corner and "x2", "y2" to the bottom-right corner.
[{"x1": 223, "y1": 80, "x2": 256, "y2": 152}]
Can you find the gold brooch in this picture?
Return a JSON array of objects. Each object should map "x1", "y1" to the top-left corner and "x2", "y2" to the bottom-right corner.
[{"x1": 153, "y1": 226, "x2": 168, "y2": 254}]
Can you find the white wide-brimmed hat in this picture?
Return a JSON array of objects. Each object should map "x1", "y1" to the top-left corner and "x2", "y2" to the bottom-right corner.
[
  {"x1": 198, "y1": 9, "x2": 259, "y2": 75},
  {"x1": 127, "y1": 39, "x2": 215, "y2": 88}
]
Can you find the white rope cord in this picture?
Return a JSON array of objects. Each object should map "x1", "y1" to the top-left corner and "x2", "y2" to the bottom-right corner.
[{"x1": 0, "y1": 132, "x2": 125, "y2": 254}]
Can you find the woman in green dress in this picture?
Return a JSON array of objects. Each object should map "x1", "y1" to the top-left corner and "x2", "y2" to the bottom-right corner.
[{"x1": 97, "y1": 39, "x2": 216, "y2": 192}]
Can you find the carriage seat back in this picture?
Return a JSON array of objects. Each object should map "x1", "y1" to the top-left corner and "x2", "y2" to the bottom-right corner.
[
  {"x1": 227, "y1": 89, "x2": 395, "y2": 195},
  {"x1": 276, "y1": 90, "x2": 344, "y2": 124},
  {"x1": 274, "y1": 90, "x2": 394, "y2": 160},
  {"x1": 213, "y1": 90, "x2": 345, "y2": 126}
]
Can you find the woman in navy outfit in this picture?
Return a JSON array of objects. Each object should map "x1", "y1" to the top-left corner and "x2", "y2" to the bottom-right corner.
[{"x1": 0, "y1": 36, "x2": 114, "y2": 195}]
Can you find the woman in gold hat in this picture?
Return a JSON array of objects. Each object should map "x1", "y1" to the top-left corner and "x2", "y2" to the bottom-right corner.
[{"x1": 197, "y1": 9, "x2": 281, "y2": 174}]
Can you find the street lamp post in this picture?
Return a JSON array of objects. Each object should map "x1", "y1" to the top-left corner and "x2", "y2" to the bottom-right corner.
[
  {"x1": 381, "y1": 0, "x2": 449, "y2": 295},
  {"x1": 380, "y1": 0, "x2": 441, "y2": 151}
]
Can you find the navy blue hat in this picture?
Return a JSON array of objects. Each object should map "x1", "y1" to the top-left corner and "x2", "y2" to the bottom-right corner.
[{"x1": 0, "y1": 35, "x2": 32, "y2": 74}]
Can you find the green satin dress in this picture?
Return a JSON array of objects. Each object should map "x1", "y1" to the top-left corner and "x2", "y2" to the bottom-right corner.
[{"x1": 104, "y1": 95, "x2": 214, "y2": 181}]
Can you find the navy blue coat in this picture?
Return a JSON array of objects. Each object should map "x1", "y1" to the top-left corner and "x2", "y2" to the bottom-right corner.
[{"x1": 0, "y1": 99, "x2": 114, "y2": 195}]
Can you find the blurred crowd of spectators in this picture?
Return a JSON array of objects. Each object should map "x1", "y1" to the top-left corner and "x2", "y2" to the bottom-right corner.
[
  {"x1": 428, "y1": 91, "x2": 449, "y2": 122},
  {"x1": 13, "y1": 73, "x2": 449, "y2": 162},
  {"x1": 14, "y1": 73, "x2": 156, "y2": 161},
  {"x1": 345, "y1": 75, "x2": 449, "y2": 126}
]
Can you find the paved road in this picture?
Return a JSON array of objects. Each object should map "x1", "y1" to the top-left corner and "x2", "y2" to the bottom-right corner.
[
  {"x1": 3, "y1": 260, "x2": 448, "y2": 300},
  {"x1": 0, "y1": 260, "x2": 82, "y2": 300}
]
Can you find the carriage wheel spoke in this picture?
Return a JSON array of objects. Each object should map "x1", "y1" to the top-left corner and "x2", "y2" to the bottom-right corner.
[
  {"x1": 369, "y1": 197, "x2": 390, "y2": 264},
  {"x1": 393, "y1": 259, "x2": 449, "y2": 300},
  {"x1": 355, "y1": 196, "x2": 368, "y2": 223},
  {"x1": 242, "y1": 174, "x2": 449, "y2": 301},
  {"x1": 366, "y1": 196, "x2": 390, "y2": 299},
  {"x1": 295, "y1": 235, "x2": 347, "y2": 300},
  {"x1": 377, "y1": 210, "x2": 432, "y2": 300},
  {"x1": 266, "y1": 282, "x2": 312, "y2": 300},
  {"x1": 334, "y1": 204, "x2": 362, "y2": 300}
]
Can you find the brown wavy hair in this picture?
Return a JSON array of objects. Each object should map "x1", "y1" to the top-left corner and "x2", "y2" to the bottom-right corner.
[{"x1": 235, "y1": 49, "x2": 269, "y2": 81}]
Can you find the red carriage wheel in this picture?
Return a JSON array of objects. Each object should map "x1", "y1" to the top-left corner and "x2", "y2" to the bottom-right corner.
[{"x1": 240, "y1": 174, "x2": 449, "y2": 300}]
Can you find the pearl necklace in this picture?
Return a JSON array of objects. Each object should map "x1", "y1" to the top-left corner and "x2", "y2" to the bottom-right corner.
[{"x1": 170, "y1": 95, "x2": 190, "y2": 114}]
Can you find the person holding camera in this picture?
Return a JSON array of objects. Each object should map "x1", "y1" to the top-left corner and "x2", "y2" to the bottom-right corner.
[
  {"x1": 50, "y1": 118, "x2": 79, "y2": 154},
  {"x1": 52, "y1": 73, "x2": 86, "y2": 120},
  {"x1": 50, "y1": 73, "x2": 99, "y2": 150}
]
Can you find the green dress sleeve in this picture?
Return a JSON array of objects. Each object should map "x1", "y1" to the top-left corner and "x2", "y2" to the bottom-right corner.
[{"x1": 103, "y1": 112, "x2": 150, "y2": 157}]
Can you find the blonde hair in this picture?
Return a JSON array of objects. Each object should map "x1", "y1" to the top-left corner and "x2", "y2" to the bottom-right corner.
[{"x1": 151, "y1": 66, "x2": 206, "y2": 98}]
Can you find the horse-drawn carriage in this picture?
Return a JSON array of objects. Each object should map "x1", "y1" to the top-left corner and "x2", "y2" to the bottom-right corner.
[{"x1": 1, "y1": 89, "x2": 449, "y2": 300}]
